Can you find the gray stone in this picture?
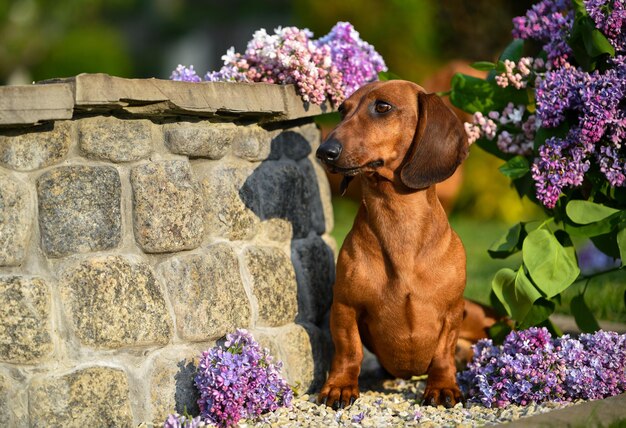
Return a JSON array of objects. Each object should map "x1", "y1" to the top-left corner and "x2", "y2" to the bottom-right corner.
[
  {"x1": 298, "y1": 159, "x2": 327, "y2": 235},
  {"x1": 310, "y1": 156, "x2": 334, "y2": 233},
  {"x1": 292, "y1": 236, "x2": 335, "y2": 325},
  {"x1": 149, "y1": 349, "x2": 200, "y2": 425},
  {"x1": 37, "y1": 165, "x2": 121, "y2": 258},
  {"x1": 196, "y1": 159, "x2": 260, "y2": 240},
  {"x1": 28, "y1": 366, "x2": 133, "y2": 428},
  {"x1": 0, "y1": 174, "x2": 32, "y2": 266},
  {"x1": 280, "y1": 324, "x2": 315, "y2": 392},
  {"x1": 247, "y1": 160, "x2": 311, "y2": 239},
  {"x1": 243, "y1": 246, "x2": 297, "y2": 327},
  {"x1": 158, "y1": 243, "x2": 251, "y2": 340},
  {"x1": 232, "y1": 125, "x2": 272, "y2": 161},
  {"x1": 60, "y1": 255, "x2": 172, "y2": 349},
  {"x1": 0, "y1": 276, "x2": 52, "y2": 364},
  {"x1": 260, "y1": 218, "x2": 293, "y2": 242},
  {"x1": 78, "y1": 116, "x2": 152, "y2": 162},
  {"x1": 0, "y1": 121, "x2": 71, "y2": 171},
  {"x1": 270, "y1": 125, "x2": 316, "y2": 161},
  {"x1": 131, "y1": 160, "x2": 204, "y2": 253},
  {"x1": 164, "y1": 122, "x2": 235, "y2": 159}
]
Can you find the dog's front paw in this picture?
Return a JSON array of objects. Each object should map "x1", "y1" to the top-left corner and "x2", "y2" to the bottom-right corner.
[
  {"x1": 318, "y1": 381, "x2": 360, "y2": 410},
  {"x1": 422, "y1": 384, "x2": 463, "y2": 408}
]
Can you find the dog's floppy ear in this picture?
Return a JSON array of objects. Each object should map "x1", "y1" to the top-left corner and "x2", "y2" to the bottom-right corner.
[{"x1": 400, "y1": 92, "x2": 468, "y2": 190}]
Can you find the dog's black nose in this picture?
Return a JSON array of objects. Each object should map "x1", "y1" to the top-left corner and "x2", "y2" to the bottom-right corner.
[{"x1": 316, "y1": 139, "x2": 343, "y2": 162}]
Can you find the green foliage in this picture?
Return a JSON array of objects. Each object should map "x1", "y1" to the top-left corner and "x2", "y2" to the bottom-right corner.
[{"x1": 448, "y1": 1, "x2": 626, "y2": 332}]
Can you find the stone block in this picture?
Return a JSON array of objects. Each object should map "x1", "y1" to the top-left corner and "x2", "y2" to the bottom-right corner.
[
  {"x1": 28, "y1": 366, "x2": 133, "y2": 428},
  {"x1": 196, "y1": 159, "x2": 259, "y2": 240},
  {"x1": 78, "y1": 116, "x2": 152, "y2": 162},
  {"x1": 0, "y1": 121, "x2": 71, "y2": 171},
  {"x1": 37, "y1": 165, "x2": 121, "y2": 258},
  {"x1": 60, "y1": 255, "x2": 172, "y2": 349},
  {"x1": 131, "y1": 160, "x2": 204, "y2": 253},
  {"x1": 291, "y1": 236, "x2": 334, "y2": 325},
  {"x1": 0, "y1": 173, "x2": 32, "y2": 266},
  {"x1": 158, "y1": 243, "x2": 251, "y2": 341},
  {"x1": 149, "y1": 349, "x2": 200, "y2": 425},
  {"x1": 0, "y1": 276, "x2": 52, "y2": 364},
  {"x1": 243, "y1": 246, "x2": 297, "y2": 327},
  {"x1": 309, "y1": 156, "x2": 334, "y2": 233},
  {"x1": 298, "y1": 159, "x2": 327, "y2": 235},
  {"x1": 0, "y1": 372, "x2": 10, "y2": 426},
  {"x1": 247, "y1": 160, "x2": 311, "y2": 239},
  {"x1": 280, "y1": 324, "x2": 315, "y2": 392},
  {"x1": 270, "y1": 124, "x2": 318, "y2": 161},
  {"x1": 232, "y1": 125, "x2": 272, "y2": 161},
  {"x1": 164, "y1": 122, "x2": 234, "y2": 159}
]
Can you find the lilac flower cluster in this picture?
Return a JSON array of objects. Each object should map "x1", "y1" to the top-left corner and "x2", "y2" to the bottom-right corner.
[
  {"x1": 194, "y1": 329, "x2": 292, "y2": 427},
  {"x1": 463, "y1": 0, "x2": 626, "y2": 208},
  {"x1": 458, "y1": 327, "x2": 626, "y2": 408},
  {"x1": 586, "y1": 0, "x2": 626, "y2": 50},
  {"x1": 512, "y1": 0, "x2": 574, "y2": 67},
  {"x1": 163, "y1": 413, "x2": 207, "y2": 428},
  {"x1": 170, "y1": 22, "x2": 386, "y2": 106},
  {"x1": 464, "y1": 103, "x2": 537, "y2": 156}
]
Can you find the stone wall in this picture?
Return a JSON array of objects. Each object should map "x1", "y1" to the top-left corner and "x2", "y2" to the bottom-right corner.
[{"x1": 0, "y1": 74, "x2": 336, "y2": 427}]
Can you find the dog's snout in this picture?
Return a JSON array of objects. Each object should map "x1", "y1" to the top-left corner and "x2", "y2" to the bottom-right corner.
[{"x1": 316, "y1": 139, "x2": 343, "y2": 162}]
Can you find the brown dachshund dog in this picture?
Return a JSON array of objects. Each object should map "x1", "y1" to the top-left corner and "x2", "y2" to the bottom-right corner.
[{"x1": 316, "y1": 80, "x2": 497, "y2": 409}]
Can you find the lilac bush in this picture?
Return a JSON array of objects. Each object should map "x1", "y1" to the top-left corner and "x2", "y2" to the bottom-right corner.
[
  {"x1": 458, "y1": 327, "x2": 626, "y2": 407},
  {"x1": 170, "y1": 22, "x2": 387, "y2": 105},
  {"x1": 163, "y1": 329, "x2": 292, "y2": 428},
  {"x1": 450, "y1": 0, "x2": 626, "y2": 331}
]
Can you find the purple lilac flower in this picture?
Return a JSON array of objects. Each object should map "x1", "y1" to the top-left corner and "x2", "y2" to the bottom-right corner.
[
  {"x1": 535, "y1": 64, "x2": 584, "y2": 128},
  {"x1": 352, "y1": 412, "x2": 365, "y2": 423},
  {"x1": 194, "y1": 329, "x2": 292, "y2": 427},
  {"x1": 315, "y1": 22, "x2": 387, "y2": 98},
  {"x1": 512, "y1": 0, "x2": 574, "y2": 66},
  {"x1": 585, "y1": 0, "x2": 626, "y2": 50},
  {"x1": 171, "y1": 23, "x2": 386, "y2": 106},
  {"x1": 531, "y1": 133, "x2": 591, "y2": 208},
  {"x1": 170, "y1": 65, "x2": 202, "y2": 83},
  {"x1": 458, "y1": 328, "x2": 626, "y2": 408},
  {"x1": 163, "y1": 413, "x2": 207, "y2": 428}
]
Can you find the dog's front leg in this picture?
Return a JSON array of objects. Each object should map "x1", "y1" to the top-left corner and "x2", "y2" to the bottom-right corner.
[
  {"x1": 318, "y1": 301, "x2": 362, "y2": 409},
  {"x1": 422, "y1": 306, "x2": 463, "y2": 408}
]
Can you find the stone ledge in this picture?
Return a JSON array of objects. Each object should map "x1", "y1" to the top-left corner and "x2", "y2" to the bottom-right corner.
[{"x1": 0, "y1": 73, "x2": 334, "y2": 126}]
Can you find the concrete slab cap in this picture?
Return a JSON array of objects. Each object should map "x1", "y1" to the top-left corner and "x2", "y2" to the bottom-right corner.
[{"x1": 0, "y1": 74, "x2": 334, "y2": 125}]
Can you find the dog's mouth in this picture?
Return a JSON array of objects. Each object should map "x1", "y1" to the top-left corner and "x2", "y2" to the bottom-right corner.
[{"x1": 325, "y1": 159, "x2": 384, "y2": 176}]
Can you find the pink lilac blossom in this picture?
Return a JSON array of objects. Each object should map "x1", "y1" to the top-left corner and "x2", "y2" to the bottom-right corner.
[
  {"x1": 458, "y1": 328, "x2": 626, "y2": 408},
  {"x1": 172, "y1": 23, "x2": 386, "y2": 106},
  {"x1": 167, "y1": 329, "x2": 292, "y2": 428},
  {"x1": 495, "y1": 58, "x2": 536, "y2": 89}
]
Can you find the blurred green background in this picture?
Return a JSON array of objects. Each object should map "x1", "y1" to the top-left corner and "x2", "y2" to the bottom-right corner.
[{"x1": 3, "y1": 0, "x2": 622, "y2": 322}]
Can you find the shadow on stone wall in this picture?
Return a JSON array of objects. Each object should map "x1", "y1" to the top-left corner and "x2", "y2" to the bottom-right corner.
[{"x1": 240, "y1": 126, "x2": 335, "y2": 393}]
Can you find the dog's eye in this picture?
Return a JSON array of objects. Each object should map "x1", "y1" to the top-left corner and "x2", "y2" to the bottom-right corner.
[{"x1": 374, "y1": 101, "x2": 392, "y2": 114}]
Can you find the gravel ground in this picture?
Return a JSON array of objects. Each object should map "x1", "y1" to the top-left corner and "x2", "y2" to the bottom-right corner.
[{"x1": 237, "y1": 378, "x2": 579, "y2": 427}]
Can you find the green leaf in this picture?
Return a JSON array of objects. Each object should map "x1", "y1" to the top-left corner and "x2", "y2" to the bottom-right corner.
[
  {"x1": 499, "y1": 39, "x2": 524, "y2": 62},
  {"x1": 518, "y1": 298, "x2": 555, "y2": 329},
  {"x1": 571, "y1": 294, "x2": 601, "y2": 333},
  {"x1": 522, "y1": 229, "x2": 580, "y2": 298},
  {"x1": 583, "y1": 26, "x2": 615, "y2": 58},
  {"x1": 449, "y1": 73, "x2": 529, "y2": 114},
  {"x1": 488, "y1": 222, "x2": 527, "y2": 259},
  {"x1": 491, "y1": 268, "x2": 542, "y2": 321},
  {"x1": 378, "y1": 71, "x2": 403, "y2": 81},
  {"x1": 534, "y1": 123, "x2": 569, "y2": 151},
  {"x1": 471, "y1": 61, "x2": 497, "y2": 71},
  {"x1": 566, "y1": 200, "x2": 620, "y2": 224},
  {"x1": 617, "y1": 227, "x2": 626, "y2": 266},
  {"x1": 565, "y1": 212, "x2": 624, "y2": 237},
  {"x1": 499, "y1": 156, "x2": 530, "y2": 179},
  {"x1": 488, "y1": 320, "x2": 512, "y2": 345},
  {"x1": 591, "y1": 232, "x2": 621, "y2": 259}
]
